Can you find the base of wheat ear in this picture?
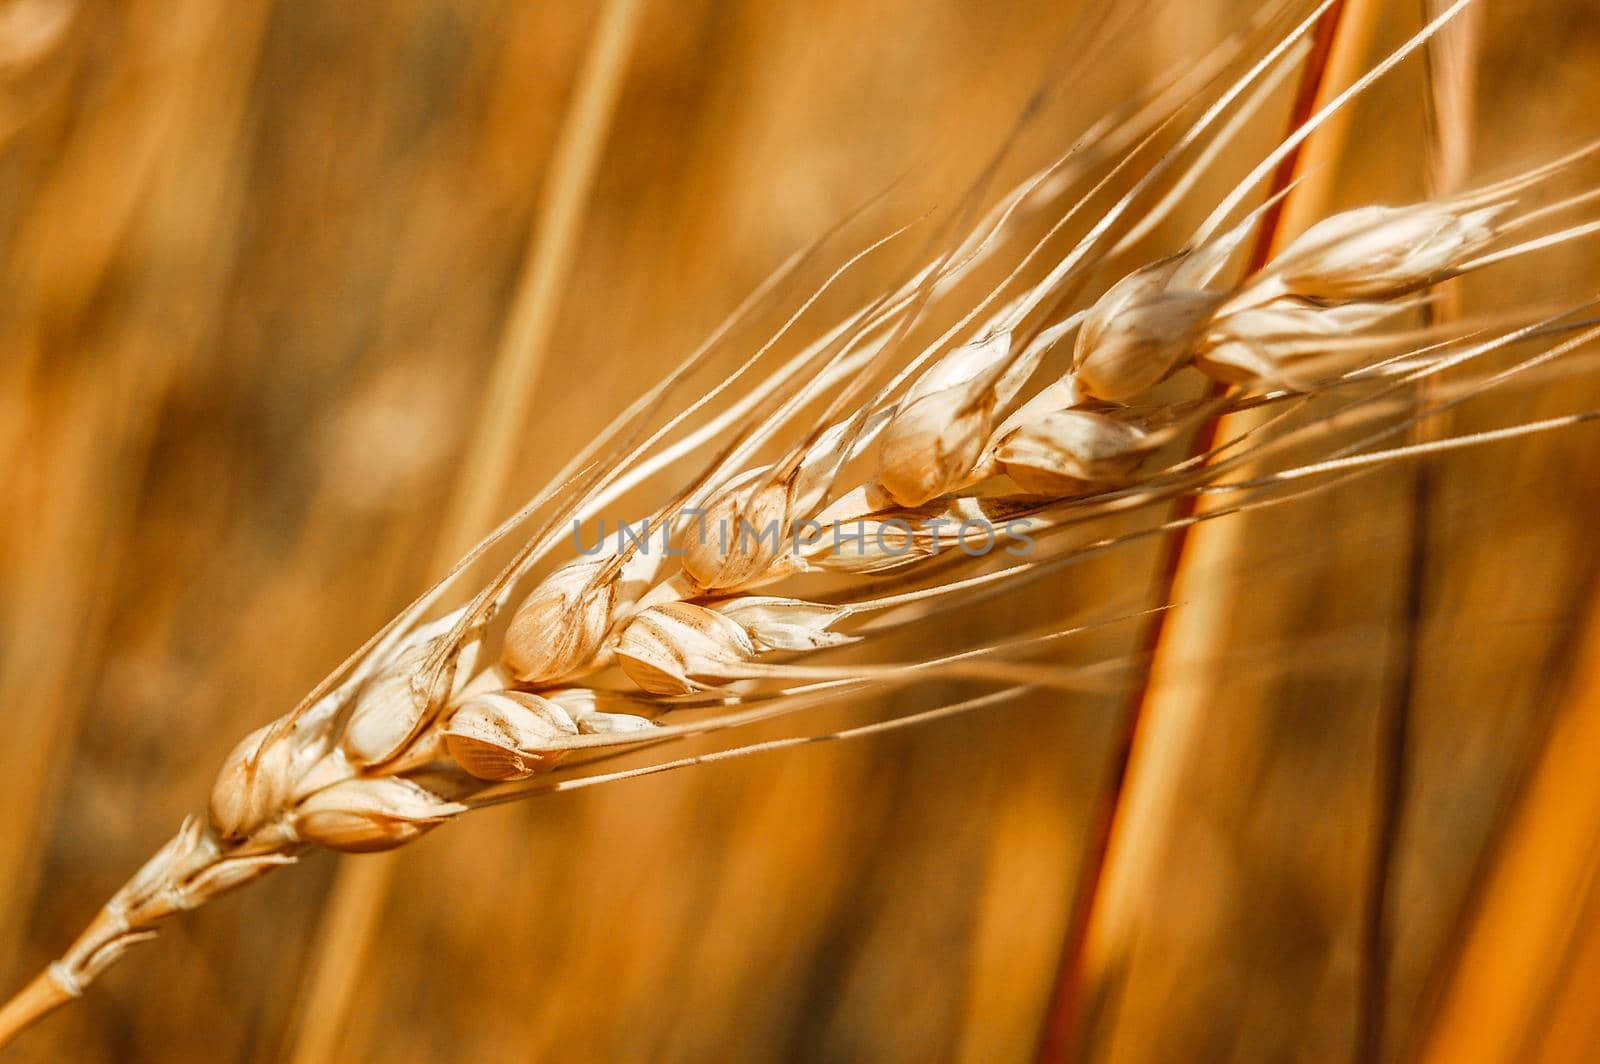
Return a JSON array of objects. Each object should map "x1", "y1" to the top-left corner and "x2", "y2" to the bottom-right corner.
[{"x1": 4, "y1": 0, "x2": 1599, "y2": 1046}]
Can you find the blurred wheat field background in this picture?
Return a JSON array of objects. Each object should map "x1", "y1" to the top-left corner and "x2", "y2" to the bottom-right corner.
[{"x1": 3, "y1": 0, "x2": 1600, "y2": 1060}]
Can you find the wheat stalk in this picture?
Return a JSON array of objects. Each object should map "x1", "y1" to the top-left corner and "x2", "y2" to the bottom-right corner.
[{"x1": 2, "y1": 0, "x2": 1597, "y2": 1047}]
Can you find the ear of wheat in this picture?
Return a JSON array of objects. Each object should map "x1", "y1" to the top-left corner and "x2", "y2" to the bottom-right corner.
[{"x1": 4, "y1": 0, "x2": 1599, "y2": 1046}]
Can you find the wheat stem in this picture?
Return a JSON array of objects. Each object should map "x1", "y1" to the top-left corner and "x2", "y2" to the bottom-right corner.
[{"x1": 0, "y1": 970, "x2": 73, "y2": 1048}]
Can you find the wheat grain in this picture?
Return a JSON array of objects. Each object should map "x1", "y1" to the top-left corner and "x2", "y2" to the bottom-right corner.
[{"x1": 2, "y1": 0, "x2": 1598, "y2": 1047}]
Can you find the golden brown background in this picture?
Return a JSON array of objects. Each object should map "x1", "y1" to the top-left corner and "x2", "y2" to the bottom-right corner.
[{"x1": 3, "y1": 0, "x2": 1600, "y2": 1060}]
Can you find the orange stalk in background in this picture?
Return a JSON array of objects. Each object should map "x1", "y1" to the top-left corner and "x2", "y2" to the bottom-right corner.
[{"x1": 1034, "y1": 2, "x2": 1376, "y2": 1059}]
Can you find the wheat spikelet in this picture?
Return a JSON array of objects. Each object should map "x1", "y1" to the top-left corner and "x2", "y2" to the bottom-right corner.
[{"x1": 3, "y1": 0, "x2": 1598, "y2": 1047}]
